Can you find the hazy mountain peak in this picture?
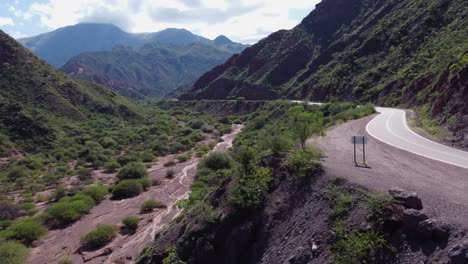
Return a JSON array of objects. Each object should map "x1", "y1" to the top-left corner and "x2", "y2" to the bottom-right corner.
[{"x1": 214, "y1": 35, "x2": 233, "y2": 45}]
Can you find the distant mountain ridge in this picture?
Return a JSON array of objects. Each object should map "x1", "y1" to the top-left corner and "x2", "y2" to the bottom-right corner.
[
  {"x1": 19, "y1": 23, "x2": 247, "y2": 67},
  {"x1": 60, "y1": 42, "x2": 235, "y2": 98}
]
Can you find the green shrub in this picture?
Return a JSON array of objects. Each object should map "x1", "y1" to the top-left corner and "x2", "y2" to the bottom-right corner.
[
  {"x1": 328, "y1": 185, "x2": 354, "y2": 218},
  {"x1": 79, "y1": 186, "x2": 108, "y2": 202},
  {"x1": 52, "y1": 185, "x2": 67, "y2": 201},
  {"x1": 1, "y1": 219, "x2": 47, "y2": 243},
  {"x1": 177, "y1": 152, "x2": 192, "y2": 162},
  {"x1": 122, "y1": 216, "x2": 140, "y2": 230},
  {"x1": 16, "y1": 202, "x2": 38, "y2": 216},
  {"x1": 266, "y1": 136, "x2": 293, "y2": 156},
  {"x1": 162, "y1": 247, "x2": 186, "y2": 264},
  {"x1": 201, "y1": 125, "x2": 213, "y2": 133},
  {"x1": 0, "y1": 241, "x2": 30, "y2": 264},
  {"x1": 229, "y1": 167, "x2": 272, "y2": 210},
  {"x1": 189, "y1": 119, "x2": 206, "y2": 130},
  {"x1": 233, "y1": 147, "x2": 256, "y2": 173},
  {"x1": 104, "y1": 161, "x2": 120, "y2": 172},
  {"x1": 140, "y1": 199, "x2": 165, "y2": 213},
  {"x1": 331, "y1": 230, "x2": 387, "y2": 264},
  {"x1": 80, "y1": 224, "x2": 117, "y2": 249},
  {"x1": 77, "y1": 167, "x2": 93, "y2": 181},
  {"x1": 199, "y1": 152, "x2": 232, "y2": 171},
  {"x1": 219, "y1": 116, "x2": 231, "y2": 124},
  {"x1": 117, "y1": 163, "x2": 148, "y2": 180},
  {"x1": 117, "y1": 155, "x2": 140, "y2": 166},
  {"x1": 140, "y1": 152, "x2": 155, "y2": 163},
  {"x1": 43, "y1": 195, "x2": 95, "y2": 224},
  {"x1": 0, "y1": 201, "x2": 21, "y2": 221},
  {"x1": 112, "y1": 180, "x2": 143, "y2": 199},
  {"x1": 0, "y1": 220, "x2": 13, "y2": 230},
  {"x1": 99, "y1": 137, "x2": 117, "y2": 149},
  {"x1": 284, "y1": 148, "x2": 322, "y2": 176},
  {"x1": 7, "y1": 167, "x2": 27, "y2": 182},
  {"x1": 138, "y1": 178, "x2": 151, "y2": 191},
  {"x1": 19, "y1": 156, "x2": 44, "y2": 170}
]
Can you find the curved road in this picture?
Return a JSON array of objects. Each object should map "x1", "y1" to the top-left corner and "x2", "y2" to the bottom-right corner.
[
  {"x1": 314, "y1": 110, "x2": 468, "y2": 227},
  {"x1": 366, "y1": 107, "x2": 468, "y2": 169}
]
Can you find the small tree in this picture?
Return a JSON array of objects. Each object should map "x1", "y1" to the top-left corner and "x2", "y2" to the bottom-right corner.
[{"x1": 287, "y1": 105, "x2": 324, "y2": 149}]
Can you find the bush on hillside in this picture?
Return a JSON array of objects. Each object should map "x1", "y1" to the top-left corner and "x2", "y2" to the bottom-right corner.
[
  {"x1": 138, "y1": 178, "x2": 151, "y2": 191},
  {"x1": 7, "y1": 167, "x2": 27, "y2": 182},
  {"x1": 43, "y1": 195, "x2": 95, "y2": 224},
  {"x1": 80, "y1": 224, "x2": 117, "y2": 250},
  {"x1": 122, "y1": 216, "x2": 140, "y2": 231},
  {"x1": 52, "y1": 185, "x2": 67, "y2": 201},
  {"x1": 199, "y1": 152, "x2": 232, "y2": 171},
  {"x1": 0, "y1": 201, "x2": 21, "y2": 221},
  {"x1": 117, "y1": 155, "x2": 140, "y2": 166},
  {"x1": 189, "y1": 119, "x2": 207, "y2": 130},
  {"x1": 284, "y1": 148, "x2": 322, "y2": 177},
  {"x1": 104, "y1": 161, "x2": 120, "y2": 172},
  {"x1": 117, "y1": 162, "x2": 148, "y2": 180},
  {"x1": 112, "y1": 180, "x2": 143, "y2": 199},
  {"x1": 266, "y1": 136, "x2": 293, "y2": 156},
  {"x1": 140, "y1": 199, "x2": 165, "y2": 213},
  {"x1": 229, "y1": 167, "x2": 272, "y2": 210},
  {"x1": 1, "y1": 219, "x2": 47, "y2": 244},
  {"x1": 79, "y1": 186, "x2": 108, "y2": 202},
  {"x1": 0, "y1": 241, "x2": 29, "y2": 264}
]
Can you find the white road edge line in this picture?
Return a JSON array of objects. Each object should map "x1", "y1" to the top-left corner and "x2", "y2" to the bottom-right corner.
[
  {"x1": 365, "y1": 110, "x2": 468, "y2": 170},
  {"x1": 383, "y1": 110, "x2": 468, "y2": 161}
]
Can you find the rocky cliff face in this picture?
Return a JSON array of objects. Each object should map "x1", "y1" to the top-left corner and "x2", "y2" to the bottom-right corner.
[{"x1": 180, "y1": 0, "x2": 467, "y2": 145}]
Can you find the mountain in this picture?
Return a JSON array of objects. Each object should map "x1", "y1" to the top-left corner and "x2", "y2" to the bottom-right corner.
[
  {"x1": 182, "y1": 0, "x2": 467, "y2": 101},
  {"x1": 0, "y1": 29, "x2": 142, "y2": 151},
  {"x1": 180, "y1": 0, "x2": 467, "y2": 143},
  {"x1": 60, "y1": 42, "x2": 236, "y2": 98},
  {"x1": 19, "y1": 23, "x2": 248, "y2": 67}
]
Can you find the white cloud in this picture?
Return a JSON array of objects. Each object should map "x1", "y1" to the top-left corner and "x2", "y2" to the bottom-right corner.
[
  {"x1": 21, "y1": 0, "x2": 321, "y2": 43},
  {"x1": 10, "y1": 30, "x2": 27, "y2": 38},
  {"x1": 0, "y1": 16, "x2": 15, "y2": 27}
]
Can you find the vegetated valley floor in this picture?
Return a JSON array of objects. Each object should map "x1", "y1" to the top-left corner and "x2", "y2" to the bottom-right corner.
[
  {"x1": 27, "y1": 125, "x2": 243, "y2": 264},
  {"x1": 313, "y1": 115, "x2": 468, "y2": 228}
]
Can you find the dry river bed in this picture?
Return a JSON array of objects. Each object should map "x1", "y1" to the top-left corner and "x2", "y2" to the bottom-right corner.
[{"x1": 28, "y1": 124, "x2": 244, "y2": 264}]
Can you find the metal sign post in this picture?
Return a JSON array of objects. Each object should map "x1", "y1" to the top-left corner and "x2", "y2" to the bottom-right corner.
[{"x1": 352, "y1": 136, "x2": 369, "y2": 168}]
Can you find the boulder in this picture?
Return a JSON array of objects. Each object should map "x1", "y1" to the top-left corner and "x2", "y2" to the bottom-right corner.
[
  {"x1": 403, "y1": 209, "x2": 428, "y2": 230},
  {"x1": 417, "y1": 219, "x2": 450, "y2": 240},
  {"x1": 389, "y1": 188, "x2": 423, "y2": 210},
  {"x1": 449, "y1": 240, "x2": 468, "y2": 264},
  {"x1": 382, "y1": 203, "x2": 405, "y2": 229}
]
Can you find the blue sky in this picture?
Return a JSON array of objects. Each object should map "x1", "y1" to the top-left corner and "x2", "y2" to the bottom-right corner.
[{"x1": 0, "y1": 0, "x2": 320, "y2": 43}]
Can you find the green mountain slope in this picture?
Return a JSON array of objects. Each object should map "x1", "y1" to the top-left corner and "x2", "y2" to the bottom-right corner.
[
  {"x1": 182, "y1": 0, "x2": 467, "y2": 101},
  {"x1": 180, "y1": 0, "x2": 467, "y2": 145},
  {"x1": 0, "y1": 30, "x2": 142, "y2": 151},
  {"x1": 60, "y1": 42, "x2": 236, "y2": 98}
]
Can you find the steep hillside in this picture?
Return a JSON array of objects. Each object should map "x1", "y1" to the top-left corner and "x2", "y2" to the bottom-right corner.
[
  {"x1": 180, "y1": 0, "x2": 467, "y2": 144},
  {"x1": 19, "y1": 23, "x2": 248, "y2": 67},
  {"x1": 0, "y1": 29, "x2": 141, "y2": 151},
  {"x1": 60, "y1": 42, "x2": 235, "y2": 98}
]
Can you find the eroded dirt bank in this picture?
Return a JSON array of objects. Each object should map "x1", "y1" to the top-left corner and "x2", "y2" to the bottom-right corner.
[{"x1": 27, "y1": 124, "x2": 243, "y2": 264}]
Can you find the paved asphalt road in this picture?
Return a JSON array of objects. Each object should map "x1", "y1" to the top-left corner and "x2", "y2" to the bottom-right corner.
[{"x1": 366, "y1": 107, "x2": 468, "y2": 169}]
